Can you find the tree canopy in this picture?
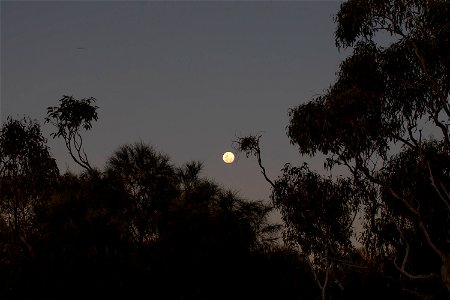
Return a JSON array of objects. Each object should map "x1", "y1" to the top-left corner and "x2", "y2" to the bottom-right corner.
[{"x1": 238, "y1": 0, "x2": 450, "y2": 298}]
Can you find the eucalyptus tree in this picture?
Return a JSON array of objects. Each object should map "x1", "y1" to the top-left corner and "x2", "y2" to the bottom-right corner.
[
  {"x1": 290, "y1": 0, "x2": 450, "y2": 295},
  {"x1": 45, "y1": 95, "x2": 98, "y2": 173},
  {"x1": 0, "y1": 117, "x2": 59, "y2": 261},
  {"x1": 238, "y1": 0, "x2": 450, "y2": 297},
  {"x1": 237, "y1": 135, "x2": 360, "y2": 300}
]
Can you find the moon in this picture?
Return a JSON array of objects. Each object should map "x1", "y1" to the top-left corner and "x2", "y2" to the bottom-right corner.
[{"x1": 222, "y1": 151, "x2": 235, "y2": 164}]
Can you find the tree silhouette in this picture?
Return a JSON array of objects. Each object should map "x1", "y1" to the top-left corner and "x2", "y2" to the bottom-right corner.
[
  {"x1": 0, "y1": 117, "x2": 59, "y2": 263},
  {"x1": 45, "y1": 95, "x2": 98, "y2": 173},
  {"x1": 237, "y1": 0, "x2": 450, "y2": 298},
  {"x1": 33, "y1": 171, "x2": 134, "y2": 300},
  {"x1": 105, "y1": 142, "x2": 179, "y2": 248}
]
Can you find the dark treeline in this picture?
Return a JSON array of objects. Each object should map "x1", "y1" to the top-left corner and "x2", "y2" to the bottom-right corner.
[
  {"x1": 1, "y1": 0, "x2": 450, "y2": 299},
  {"x1": 0, "y1": 113, "x2": 307, "y2": 300},
  {"x1": 0, "y1": 104, "x2": 424, "y2": 300}
]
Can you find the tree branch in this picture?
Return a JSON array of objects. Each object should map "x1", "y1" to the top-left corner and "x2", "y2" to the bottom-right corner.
[
  {"x1": 393, "y1": 256, "x2": 438, "y2": 280},
  {"x1": 427, "y1": 161, "x2": 450, "y2": 212}
]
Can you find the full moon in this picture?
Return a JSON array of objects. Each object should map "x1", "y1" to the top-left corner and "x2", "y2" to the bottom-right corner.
[{"x1": 222, "y1": 151, "x2": 235, "y2": 164}]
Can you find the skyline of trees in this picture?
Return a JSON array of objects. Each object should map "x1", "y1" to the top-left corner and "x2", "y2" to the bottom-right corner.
[
  {"x1": 1, "y1": 0, "x2": 449, "y2": 299},
  {"x1": 1, "y1": 109, "x2": 295, "y2": 299}
]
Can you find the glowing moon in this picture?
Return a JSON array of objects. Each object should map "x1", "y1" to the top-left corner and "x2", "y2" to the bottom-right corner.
[{"x1": 222, "y1": 151, "x2": 235, "y2": 164}]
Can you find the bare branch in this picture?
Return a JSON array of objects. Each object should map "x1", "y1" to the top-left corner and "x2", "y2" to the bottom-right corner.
[
  {"x1": 322, "y1": 260, "x2": 331, "y2": 300},
  {"x1": 427, "y1": 162, "x2": 450, "y2": 212},
  {"x1": 418, "y1": 220, "x2": 446, "y2": 262},
  {"x1": 387, "y1": 187, "x2": 446, "y2": 261},
  {"x1": 305, "y1": 256, "x2": 323, "y2": 291},
  {"x1": 393, "y1": 257, "x2": 438, "y2": 280},
  {"x1": 235, "y1": 135, "x2": 275, "y2": 189},
  {"x1": 255, "y1": 146, "x2": 275, "y2": 189}
]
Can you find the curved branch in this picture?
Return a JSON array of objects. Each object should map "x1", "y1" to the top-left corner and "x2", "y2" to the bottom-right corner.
[
  {"x1": 427, "y1": 162, "x2": 450, "y2": 212},
  {"x1": 254, "y1": 146, "x2": 275, "y2": 189},
  {"x1": 393, "y1": 257, "x2": 438, "y2": 280}
]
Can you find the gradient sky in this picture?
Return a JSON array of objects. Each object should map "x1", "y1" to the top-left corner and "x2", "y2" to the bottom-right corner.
[{"x1": 1, "y1": 0, "x2": 349, "y2": 208}]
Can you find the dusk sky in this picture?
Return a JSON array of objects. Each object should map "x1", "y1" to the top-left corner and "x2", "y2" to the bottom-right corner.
[{"x1": 1, "y1": 0, "x2": 349, "y2": 206}]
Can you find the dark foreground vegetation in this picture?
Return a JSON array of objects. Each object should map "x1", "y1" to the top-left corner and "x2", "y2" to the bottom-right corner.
[{"x1": 1, "y1": 0, "x2": 449, "y2": 299}]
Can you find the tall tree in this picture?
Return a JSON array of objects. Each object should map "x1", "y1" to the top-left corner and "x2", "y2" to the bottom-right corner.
[
  {"x1": 238, "y1": 0, "x2": 450, "y2": 297},
  {"x1": 237, "y1": 135, "x2": 360, "y2": 300},
  {"x1": 105, "y1": 142, "x2": 179, "y2": 248},
  {"x1": 45, "y1": 95, "x2": 98, "y2": 173},
  {"x1": 0, "y1": 117, "x2": 59, "y2": 261}
]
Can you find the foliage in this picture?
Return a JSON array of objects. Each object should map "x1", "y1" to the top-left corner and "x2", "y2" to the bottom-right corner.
[
  {"x1": 105, "y1": 142, "x2": 179, "y2": 247},
  {"x1": 274, "y1": 163, "x2": 356, "y2": 258},
  {"x1": 45, "y1": 95, "x2": 98, "y2": 172},
  {"x1": 238, "y1": 0, "x2": 450, "y2": 298},
  {"x1": 289, "y1": 0, "x2": 450, "y2": 294},
  {"x1": 0, "y1": 117, "x2": 59, "y2": 262}
]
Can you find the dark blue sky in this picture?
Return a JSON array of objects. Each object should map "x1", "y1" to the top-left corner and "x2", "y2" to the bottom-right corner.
[{"x1": 1, "y1": 0, "x2": 348, "y2": 204}]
